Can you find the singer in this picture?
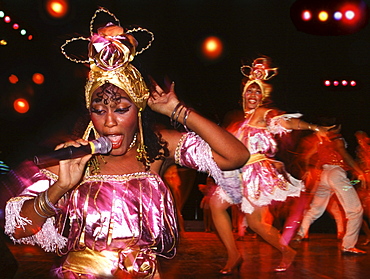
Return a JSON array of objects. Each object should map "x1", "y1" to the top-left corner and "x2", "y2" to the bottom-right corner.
[{"x1": 4, "y1": 8, "x2": 249, "y2": 279}]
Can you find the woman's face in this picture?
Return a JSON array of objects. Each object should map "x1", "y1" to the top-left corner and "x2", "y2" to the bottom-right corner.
[
  {"x1": 244, "y1": 83, "x2": 262, "y2": 110},
  {"x1": 90, "y1": 84, "x2": 138, "y2": 156}
]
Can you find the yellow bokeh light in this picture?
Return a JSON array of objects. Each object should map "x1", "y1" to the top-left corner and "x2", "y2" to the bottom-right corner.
[{"x1": 318, "y1": 11, "x2": 329, "y2": 22}]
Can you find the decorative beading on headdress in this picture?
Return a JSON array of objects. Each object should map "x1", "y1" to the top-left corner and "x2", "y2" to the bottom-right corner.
[
  {"x1": 240, "y1": 57, "x2": 278, "y2": 106},
  {"x1": 61, "y1": 7, "x2": 154, "y2": 170}
]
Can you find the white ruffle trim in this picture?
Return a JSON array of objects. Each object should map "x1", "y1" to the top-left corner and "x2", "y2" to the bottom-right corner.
[
  {"x1": 268, "y1": 113, "x2": 303, "y2": 135},
  {"x1": 184, "y1": 133, "x2": 243, "y2": 203},
  {"x1": 5, "y1": 196, "x2": 67, "y2": 252},
  {"x1": 240, "y1": 174, "x2": 304, "y2": 214}
]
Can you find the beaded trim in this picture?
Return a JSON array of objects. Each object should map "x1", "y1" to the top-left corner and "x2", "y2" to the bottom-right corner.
[{"x1": 174, "y1": 133, "x2": 188, "y2": 165}]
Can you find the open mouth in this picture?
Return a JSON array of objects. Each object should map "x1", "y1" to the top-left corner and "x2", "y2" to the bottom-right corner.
[{"x1": 106, "y1": 135, "x2": 124, "y2": 149}]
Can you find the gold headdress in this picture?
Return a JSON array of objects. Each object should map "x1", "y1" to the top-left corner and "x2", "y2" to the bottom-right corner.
[
  {"x1": 240, "y1": 57, "x2": 278, "y2": 110},
  {"x1": 61, "y1": 7, "x2": 154, "y2": 169}
]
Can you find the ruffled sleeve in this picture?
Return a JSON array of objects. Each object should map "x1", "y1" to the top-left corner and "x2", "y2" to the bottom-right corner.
[
  {"x1": 174, "y1": 132, "x2": 243, "y2": 203},
  {"x1": 266, "y1": 109, "x2": 303, "y2": 136},
  {"x1": 4, "y1": 162, "x2": 67, "y2": 252}
]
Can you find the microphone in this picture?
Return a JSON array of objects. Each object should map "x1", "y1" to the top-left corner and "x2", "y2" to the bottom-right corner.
[{"x1": 34, "y1": 137, "x2": 112, "y2": 167}]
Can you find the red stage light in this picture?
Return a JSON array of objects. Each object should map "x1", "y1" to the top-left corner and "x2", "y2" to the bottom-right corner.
[
  {"x1": 201, "y1": 36, "x2": 223, "y2": 60},
  {"x1": 13, "y1": 98, "x2": 30, "y2": 114},
  {"x1": 4, "y1": 16, "x2": 11, "y2": 23},
  {"x1": 342, "y1": 80, "x2": 348, "y2": 86},
  {"x1": 350, "y1": 80, "x2": 357, "y2": 86},
  {"x1": 8, "y1": 74, "x2": 19, "y2": 84},
  {"x1": 32, "y1": 73, "x2": 45, "y2": 85},
  {"x1": 324, "y1": 80, "x2": 331, "y2": 86},
  {"x1": 333, "y1": 80, "x2": 339, "y2": 86},
  {"x1": 45, "y1": 0, "x2": 69, "y2": 18}
]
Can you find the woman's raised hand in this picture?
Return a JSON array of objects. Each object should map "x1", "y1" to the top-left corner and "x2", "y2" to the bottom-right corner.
[{"x1": 148, "y1": 78, "x2": 180, "y2": 117}]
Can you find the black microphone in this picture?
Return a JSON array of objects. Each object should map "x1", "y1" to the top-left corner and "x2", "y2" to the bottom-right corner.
[{"x1": 34, "y1": 137, "x2": 112, "y2": 167}]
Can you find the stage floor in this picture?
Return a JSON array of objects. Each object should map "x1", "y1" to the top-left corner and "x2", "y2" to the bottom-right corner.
[{"x1": 4, "y1": 231, "x2": 370, "y2": 279}]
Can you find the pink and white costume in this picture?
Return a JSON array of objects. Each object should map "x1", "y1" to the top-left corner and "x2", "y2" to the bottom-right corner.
[
  {"x1": 5, "y1": 132, "x2": 223, "y2": 278},
  {"x1": 218, "y1": 109, "x2": 304, "y2": 214}
]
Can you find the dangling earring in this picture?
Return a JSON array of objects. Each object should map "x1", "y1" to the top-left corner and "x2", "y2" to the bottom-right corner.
[
  {"x1": 126, "y1": 133, "x2": 137, "y2": 153},
  {"x1": 83, "y1": 121, "x2": 105, "y2": 175}
]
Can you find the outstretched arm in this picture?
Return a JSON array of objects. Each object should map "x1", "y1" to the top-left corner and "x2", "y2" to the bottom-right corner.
[{"x1": 148, "y1": 80, "x2": 250, "y2": 170}]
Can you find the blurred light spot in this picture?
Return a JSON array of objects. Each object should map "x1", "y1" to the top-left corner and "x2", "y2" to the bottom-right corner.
[
  {"x1": 318, "y1": 11, "x2": 329, "y2": 21},
  {"x1": 9, "y1": 74, "x2": 19, "y2": 84},
  {"x1": 32, "y1": 73, "x2": 45, "y2": 84},
  {"x1": 202, "y1": 36, "x2": 223, "y2": 60},
  {"x1": 46, "y1": 0, "x2": 69, "y2": 18},
  {"x1": 14, "y1": 98, "x2": 30, "y2": 113}
]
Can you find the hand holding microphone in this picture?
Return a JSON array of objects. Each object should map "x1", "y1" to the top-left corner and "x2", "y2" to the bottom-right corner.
[{"x1": 34, "y1": 137, "x2": 112, "y2": 168}]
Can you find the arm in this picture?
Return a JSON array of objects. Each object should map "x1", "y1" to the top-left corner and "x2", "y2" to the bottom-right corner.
[
  {"x1": 280, "y1": 117, "x2": 333, "y2": 136},
  {"x1": 148, "y1": 81, "x2": 250, "y2": 170},
  {"x1": 335, "y1": 139, "x2": 366, "y2": 188},
  {"x1": 11, "y1": 140, "x2": 92, "y2": 239}
]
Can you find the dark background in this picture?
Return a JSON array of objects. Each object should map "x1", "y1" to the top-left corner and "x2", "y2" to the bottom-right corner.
[{"x1": 1, "y1": 0, "x2": 369, "y2": 231}]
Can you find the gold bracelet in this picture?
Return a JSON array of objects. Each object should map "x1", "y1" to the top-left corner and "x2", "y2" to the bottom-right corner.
[
  {"x1": 33, "y1": 197, "x2": 48, "y2": 218},
  {"x1": 37, "y1": 192, "x2": 56, "y2": 217}
]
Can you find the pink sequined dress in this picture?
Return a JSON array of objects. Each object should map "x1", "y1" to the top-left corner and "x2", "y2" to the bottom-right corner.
[
  {"x1": 219, "y1": 109, "x2": 305, "y2": 214},
  {"x1": 5, "y1": 132, "x2": 223, "y2": 278}
]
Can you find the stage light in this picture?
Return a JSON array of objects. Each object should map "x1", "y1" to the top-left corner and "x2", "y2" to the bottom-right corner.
[
  {"x1": 20, "y1": 29, "x2": 26, "y2": 35},
  {"x1": 12, "y1": 23, "x2": 19, "y2": 30},
  {"x1": 8, "y1": 74, "x2": 19, "y2": 84},
  {"x1": 45, "y1": 0, "x2": 69, "y2": 18},
  {"x1": 302, "y1": 10, "x2": 312, "y2": 21},
  {"x1": 291, "y1": 0, "x2": 369, "y2": 35},
  {"x1": 334, "y1": 11, "x2": 343, "y2": 20},
  {"x1": 32, "y1": 73, "x2": 45, "y2": 85},
  {"x1": 4, "y1": 15, "x2": 11, "y2": 23},
  {"x1": 0, "y1": 39, "x2": 7, "y2": 46},
  {"x1": 28, "y1": 35, "x2": 33, "y2": 40},
  {"x1": 201, "y1": 36, "x2": 223, "y2": 60},
  {"x1": 0, "y1": 11, "x2": 5, "y2": 18},
  {"x1": 322, "y1": 78, "x2": 358, "y2": 90},
  {"x1": 13, "y1": 98, "x2": 30, "y2": 114},
  {"x1": 318, "y1": 11, "x2": 329, "y2": 21},
  {"x1": 345, "y1": 10, "x2": 356, "y2": 20}
]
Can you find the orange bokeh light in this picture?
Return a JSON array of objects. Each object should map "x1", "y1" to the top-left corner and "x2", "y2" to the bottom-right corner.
[
  {"x1": 14, "y1": 98, "x2": 30, "y2": 113},
  {"x1": 202, "y1": 36, "x2": 223, "y2": 60},
  {"x1": 32, "y1": 73, "x2": 45, "y2": 84},
  {"x1": 45, "y1": 0, "x2": 69, "y2": 18},
  {"x1": 9, "y1": 74, "x2": 19, "y2": 84}
]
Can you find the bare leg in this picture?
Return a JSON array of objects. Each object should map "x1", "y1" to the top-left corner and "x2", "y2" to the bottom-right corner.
[
  {"x1": 246, "y1": 206, "x2": 296, "y2": 272},
  {"x1": 209, "y1": 195, "x2": 242, "y2": 273}
]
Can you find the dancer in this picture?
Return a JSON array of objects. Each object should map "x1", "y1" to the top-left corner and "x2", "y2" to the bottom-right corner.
[
  {"x1": 210, "y1": 57, "x2": 330, "y2": 274},
  {"x1": 294, "y1": 121, "x2": 366, "y2": 254},
  {"x1": 199, "y1": 177, "x2": 217, "y2": 232},
  {"x1": 4, "y1": 8, "x2": 249, "y2": 279},
  {"x1": 355, "y1": 130, "x2": 370, "y2": 245}
]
